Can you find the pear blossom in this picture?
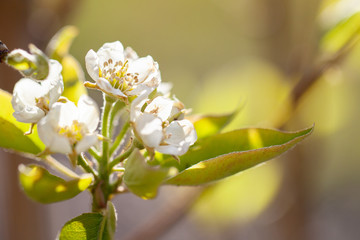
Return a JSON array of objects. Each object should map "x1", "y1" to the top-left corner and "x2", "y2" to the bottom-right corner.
[
  {"x1": 37, "y1": 95, "x2": 99, "y2": 155},
  {"x1": 85, "y1": 41, "x2": 161, "y2": 101},
  {"x1": 131, "y1": 96, "x2": 197, "y2": 156},
  {"x1": 11, "y1": 59, "x2": 63, "y2": 123}
]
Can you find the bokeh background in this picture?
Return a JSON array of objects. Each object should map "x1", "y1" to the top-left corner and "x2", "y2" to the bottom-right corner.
[{"x1": 1, "y1": 0, "x2": 360, "y2": 239}]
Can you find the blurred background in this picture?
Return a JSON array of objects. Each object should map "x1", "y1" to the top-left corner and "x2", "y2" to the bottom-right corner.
[{"x1": 1, "y1": 0, "x2": 360, "y2": 239}]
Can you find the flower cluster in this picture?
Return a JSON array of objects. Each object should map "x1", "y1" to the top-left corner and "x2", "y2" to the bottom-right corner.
[
  {"x1": 85, "y1": 41, "x2": 197, "y2": 157},
  {"x1": 11, "y1": 49, "x2": 100, "y2": 158},
  {"x1": 11, "y1": 41, "x2": 196, "y2": 168}
]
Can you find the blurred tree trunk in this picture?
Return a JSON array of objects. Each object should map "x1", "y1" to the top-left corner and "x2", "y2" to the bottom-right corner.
[
  {"x1": 263, "y1": 0, "x2": 321, "y2": 240},
  {"x1": 0, "y1": 0, "x2": 81, "y2": 239}
]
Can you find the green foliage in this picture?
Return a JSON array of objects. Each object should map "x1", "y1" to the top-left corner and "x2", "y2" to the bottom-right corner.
[
  {"x1": 59, "y1": 202, "x2": 116, "y2": 240},
  {"x1": 166, "y1": 126, "x2": 313, "y2": 185},
  {"x1": 321, "y1": 12, "x2": 360, "y2": 54},
  {"x1": 19, "y1": 164, "x2": 92, "y2": 204},
  {"x1": 0, "y1": 89, "x2": 44, "y2": 154},
  {"x1": 191, "y1": 106, "x2": 241, "y2": 139},
  {"x1": 123, "y1": 149, "x2": 172, "y2": 199},
  {"x1": 47, "y1": 26, "x2": 87, "y2": 103}
]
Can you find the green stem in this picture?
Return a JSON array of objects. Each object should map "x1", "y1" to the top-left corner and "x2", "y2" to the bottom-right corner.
[
  {"x1": 109, "y1": 121, "x2": 130, "y2": 157},
  {"x1": 78, "y1": 154, "x2": 98, "y2": 177},
  {"x1": 99, "y1": 95, "x2": 114, "y2": 178},
  {"x1": 89, "y1": 147, "x2": 101, "y2": 162},
  {"x1": 109, "y1": 100, "x2": 125, "y2": 138},
  {"x1": 43, "y1": 156, "x2": 79, "y2": 179},
  {"x1": 109, "y1": 144, "x2": 135, "y2": 171}
]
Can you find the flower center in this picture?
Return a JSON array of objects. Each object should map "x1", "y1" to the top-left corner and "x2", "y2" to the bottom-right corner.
[
  {"x1": 99, "y1": 58, "x2": 140, "y2": 93},
  {"x1": 35, "y1": 97, "x2": 50, "y2": 113},
  {"x1": 57, "y1": 120, "x2": 87, "y2": 145}
]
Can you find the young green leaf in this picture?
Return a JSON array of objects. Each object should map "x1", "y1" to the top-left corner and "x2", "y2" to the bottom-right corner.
[
  {"x1": 19, "y1": 164, "x2": 92, "y2": 203},
  {"x1": 190, "y1": 105, "x2": 241, "y2": 139},
  {"x1": 47, "y1": 25, "x2": 79, "y2": 61},
  {"x1": 0, "y1": 89, "x2": 45, "y2": 154},
  {"x1": 46, "y1": 25, "x2": 87, "y2": 103},
  {"x1": 59, "y1": 204, "x2": 117, "y2": 240},
  {"x1": 165, "y1": 126, "x2": 313, "y2": 185},
  {"x1": 321, "y1": 12, "x2": 360, "y2": 54},
  {"x1": 123, "y1": 149, "x2": 173, "y2": 199},
  {"x1": 59, "y1": 213, "x2": 104, "y2": 240}
]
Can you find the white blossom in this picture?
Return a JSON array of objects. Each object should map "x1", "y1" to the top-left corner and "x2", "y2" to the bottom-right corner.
[
  {"x1": 37, "y1": 95, "x2": 99, "y2": 155},
  {"x1": 85, "y1": 41, "x2": 161, "y2": 101},
  {"x1": 132, "y1": 96, "x2": 197, "y2": 156},
  {"x1": 11, "y1": 60, "x2": 63, "y2": 123}
]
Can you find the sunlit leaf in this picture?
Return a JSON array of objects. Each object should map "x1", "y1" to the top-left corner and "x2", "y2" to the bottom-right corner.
[
  {"x1": 61, "y1": 55, "x2": 87, "y2": 102},
  {"x1": 46, "y1": 25, "x2": 87, "y2": 103},
  {"x1": 0, "y1": 89, "x2": 44, "y2": 154},
  {"x1": 59, "y1": 213, "x2": 104, "y2": 240},
  {"x1": 166, "y1": 126, "x2": 313, "y2": 185},
  {"x1": 190, "y1": 105, "x2": 241, "y2": 139},
  {"x1": 59, "y1": 202, "x2": 117, "y2": 240},
  {"x1": 321, "y1": 12, "x2": 360, "y2": 54},
  {"x1": 123, "y1": 149, "x2": 173, "y2": 199},
  {"x1": 47, "y1": 25, "x2": 79, "y2": 61},
  {"x1": 103, "y1": 201, "x2": 117, "y2": 239},
  {"x1": 19, "y1": 164, "x2": 92, "y2": 204}
]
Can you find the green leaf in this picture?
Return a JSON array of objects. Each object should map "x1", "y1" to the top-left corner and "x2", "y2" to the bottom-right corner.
[
  {"x1": 59, "y1": 203, "x2": 117, "y2": 240},
  {"x1": 59, "y1": 213, "x2": 104, "y2": 240},
  {"x1": 19, "y1": 164, "x2": 92, "y2": 204},
  {"x1": 321, "y1": 12, "x2": 360, "y2": 54},
  {"x1": 165, "y1": 126, "x2": 313, "y2": 185},
  {"x1": 123, "y1": 149, "x2": 172, "y2": 199},
  {"x1": 0, "y1": 89, "x2": 45, "y2": 154},
  {"x1": 47, "y1": 25, "x2": 79, "y2": 61},
  {"x1": 46, "y1": 25, "x2": 87, "y2": 103},
  {"x1": 191, "y1": 106, "x2": 241, "y2": 139},
  {"x1": 61, "y1": 55, "x2": 88, "y2": 103},
  {"x1": 100, "y1": 202, "x2": 117, "y2": 240}
]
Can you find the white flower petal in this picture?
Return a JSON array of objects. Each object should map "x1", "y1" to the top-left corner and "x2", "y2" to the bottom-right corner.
[
  {"x1": 135, "y1": 113, "x2": 163, "y2": 148},
  {"x1": 130, "y1": 93, "x2": 148, "y2": 122},
  {"x1": 177, "y1": 119, "x2": 197, "y2": 145},
  {"x1": 77, "y1": 95, "x2": 99, "y2": 132},
  {"x1": 145, "y1": 96, "x2": 173, "y2": 122},
  {"x1": 97, "y1": 41, "x2": 124, "y2": 66},
  {"x1": 75, "y1": 134, "x2": 98, "y2": 153},
  {"x1": 157, "y1": 82, "x2": 173, "y2": 96},
  {"x1": 96, "y1": 78, "x2": 126, "y2": 98},
  {"x1": 164, "y1": 121, "x2": 186, "y2": 145},
  {"x1": 55, "y1": 101, "x2": 77, "y2": 127},
  {"x1": 124, "y1": 47, "x2": 138, "y2": 61},
  {"x1": 156, "y1": 142, "x2": 190, "y2": 156},
  {"x1": 85, "y1": 49, "x2": 100, "y2": 81},
  {"x1": 48, "y1": 135, "x2": 72, "y2": 154}
]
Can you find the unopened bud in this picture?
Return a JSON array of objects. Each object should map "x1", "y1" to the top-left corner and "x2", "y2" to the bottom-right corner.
[{"x1": 6, "y1": 44, "x2": 49, "y2": 80}]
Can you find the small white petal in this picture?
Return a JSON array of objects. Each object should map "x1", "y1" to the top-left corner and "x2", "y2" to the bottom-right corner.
[
  {"x1": 48, "y1": 135, "x2": 72, "y2": 154},
  {"x1": 75, "y1": 134, "x2": 98, "y2": 153},
  {"x1": 157, "y1": 82, "x2": 173, "y2": 96},
  {"x1": 56, "y1": 101, "x2": 77, "y2": 127},
  {"x1": 97, "y1": 41, "x2": 124, "y2": 66},
  {"x1": 127, "y1": 56, "x2": 155, "y2": 82},
  {"x1": 96, "y1": 78, "x2": 126, "y2": 98},
  {"x1": 135, "y1": 113, "x2": 163, "y2": 148},
  {"x1": 124, "y1": 47, "x2": 138, "y2": 61},
  {"x1": 145, "y1": 96, "x2": 173, "y2": 122},
  {"x1": 177, "y1": 119, "x2": 197, "y2": 145},
  {"x1": 130, "y1": 93, "x2": 149, "y2": 122},
  {"x1": 12, "y1": 79, "x2": 47, "y2": 123},
  {"x1": 163, "y1": 121, "x2": 186, "y2": 145},
  {"x1": 156, "y1": 142, "x2": 190, "y2": 156},
  {"x1": 85, "y1": 49, "x2": 100, "y2": 81},
  {"x1": 77, "y1": 95, "x2": 99, "y2": 132}
]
